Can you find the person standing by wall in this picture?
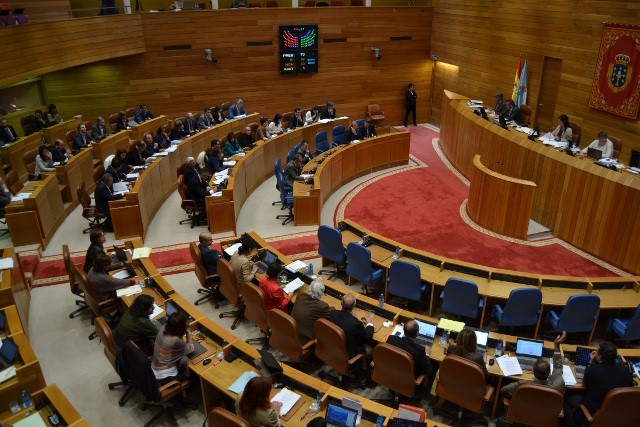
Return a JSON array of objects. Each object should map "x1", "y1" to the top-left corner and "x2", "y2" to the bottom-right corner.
[{"x1": 404, "y1": 83, "x2": 418, "y2": 126}]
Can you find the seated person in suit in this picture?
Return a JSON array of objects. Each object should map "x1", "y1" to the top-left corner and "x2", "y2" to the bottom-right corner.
[
  {"x1": 288, "y1": 107, "x2": 304, "y2": 130},
  {"x1": 106, "y1": 158, "x2": 127, "y2": 183},
  {"x1": 207, "y1": 147, "x2": 227, "y2": 173},
  {"x1": 494, "y1": 92, "x2": 507, "y2": 115},
  {"x1": 183, "y1": 157, "x2": 209, "y2": 211},
  {"x1": 47, "y1": 103, "x2": 62, "y2": 126},
  {"x1": 580, "y1": 130, "x2": 614, "y2": 158},
  {"x1": 360, "y1": 117, "x2": 377, "y2": 139},
  {"x1": 31, "y1": 109, "x2": 48, "y2": 132},
  {"x1": 320, "y1": 101, "x2": 336, "y2": 120},
  {"x1": 235, "y1": 376, "x2": 282, "y2": 427},
  {"x1": 154, "y1": 124, "x2": 171, "y2": 149},
  {"x1": 95, "y1": 173, "x2": 124, "y2": 232},
  {"x1": 83, "y1": 229, "x2": 108, "y2": 273},
  {"x1": 127, "y1": 142, "x2": 147, "y2": 167},
  {"x1": 501, "y1": 332, "x2": 566, "y2": 397},
  {"x1": 73, "y1": 123, "x2": 94, "y2": 150},
  {"x1": 552, "y1": 114, "x2": 573, "y2": 145},
  {"x1": 113, "y1": 294, "x2": 159, "y2": 351},
  {"x1": 291, "y1": 279, "x2": 333, "y2": 345},
  {"x1": 259, "y1": 264, "x2": 293, "y2": 313},
  {"x1": 0, "y1": 118, "x2": 20, "y2": 144},
  {"x1": 564, "y1": 341, "x2": 633, "y2": 426},
  {"x1": 212, "y1": 105, "x2": 225, "y2": 124},
  {"x1": 198, "y1": 232, "x2": 222, "y2": 275},
  {"x1": 49, "y1": 139, "x2": 70, "y2": 163},
  {"x1": 0, "y1": 178, "x2": 12, "y2": 209},
  {"x1": 170, "y1": 119, "x2": 188, "y2": 141},
  {"x1": 344, "y1": 121, "x2": 361, "y2": 144},
  {"x1": 296, "y1": 140, "x2": 314, "y2": 165},
  {"x1": 134, "y1": 104, "x2": 154, "y2": 124},
  {"x1": 223, "y1": 131, "x2": 244, "y2": 157},
  {"x1": 283, "y1": 154, "x2": 306, "y2": 186},
  {"x1": 256, "y1": 117, "x2": 272, "y2": 140},
  {"x1": 87, "y1": 253, "x2": 136, "y2": 301},
  {"x1": 499, "y1": 99, "x2": 522, "y2": 125},
  {"x1": 329, "y1": 293, "x2": 374, "y2": 359},
  {"x1": 151, "y1": 312, "x2": 194, "y2": 384},
  {"x1": 116, "y1": 111, "x2": 129, "y2": 132},
  {"x1": 386, "y1": 319, "x2": 431, "y2": 378},
  {"x1": 230, "y1": 242, "x2": 256, "y2": 285},
  {"x1": 91, "y1": 116, "x2": 111, "y2": 141},
  {"x1": 227, "y1": 99, "x2": 247, "y2": 119},
  {"x1": 237, "y1": 125, "x2": 255, "y2": 150},
  {"x1": 268, "y1": 113, "x2": 284, "y2": 136},
  {"x1": 182, "y1": 112, "x2": 198, "y2": 135},
  {"x1": 197, "y1": 107, "x2": 214, "y2": 130},
  {"x1": 305, "y1": 106, "x2": 320, "y2": 126},
  {"x1": 141, "y1": 131, "x2": 158, "y2": 158},
  {"x1": 34, "y1": 145, "x2": 55, "y2": 179},
  {"x1": 446, "y1": 328, "x2": 488, "y2": 382}
]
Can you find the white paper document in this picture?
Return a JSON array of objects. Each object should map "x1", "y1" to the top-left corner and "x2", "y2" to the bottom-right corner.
[
  {"x1": 154, "y1": 151, "x2": 169, "y2": 156},
  {"x1": 0, "y1": 257, "x2": 14, "y2": 270},
  {"x1": 223, "y1": 160, "x2": 236, "y2": 166},
  {"x1": 211, "y1": 191, "x2": 222, "y2": 197},
  {"x1": 126, "y1": 173, "x2": 140, "y2": 179},
  {"x1": 116, "y1": 284, "x2": 143, "y2": 297},
  {"x1": 10, "y1": 193, "x2": 31, "y2": 202},
  {"x1": 215, "y1": 169, "x2": 229, "y2": 178},
  {"x1": 562, "y1": 365, "x2": 577, "y2": 386},
  {"x1": 113, "y1": 182, "x2": 128, "y2": 193},
  {"x1": 271, "y1": 388, "x2": 301, "y2": 416},
  {"x1": 285, "y1": 260, "x2": 308, "y2": 273},
  {"x1": 283, "y1": 278, "x2": 304, "y2": 295},
  {"x1": 224, "y1": 243, "x2": 242, "y2": 257},
  {"x1": 300, "y1": 174, "x2": 313, "y2": 180},
  {"x1": 149, "y1": 303, "x2": 164, "y2": 320},
  {"x1": 235, "y1": 152, "x2": 246, "y2": 157},
  {"x1": 165, "y1": 145, "x2": 178, "y2": 152},
  {"x1": 112, "y1": 270, "x2": 133, "y2": 280},
  {"x1": 496, "y1": 355, "x2": 523, "y2": 376},
  {"x1": 0, "y1": 365, "x2": 17, "y2": 384},
  {"x1": 132, "y1": 247, "x2": 152, "y2": 259}
]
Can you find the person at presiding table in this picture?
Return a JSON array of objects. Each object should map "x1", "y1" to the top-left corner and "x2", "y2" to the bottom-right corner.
[
  {"x1": 127, "y1": 142, "x2": 147, "y2": 167},
  {"x1": 386, "y1": 319, "x2": 431, "y2": 378},
  {"x1": 95, "y1": 173, "x2": 124, "y2": 232},
  {"x1": 291, "y1": 279, "x2": 333, "y2": 345},
  {"x1": 0, "y1": 118, "x2": 20, "y2": 144},
  {"x1": 296, "y1": 140, "x2": 314, "y2": 165},
  {"x1": 47, "y1": 103, "x2": 62, "y2": 126},
  {"x1": 223, "y1": 131, "x2": 245, "y2": 157},
  {"x1": 113, "y1": 294, "x2": 159, "y2": 351},
  {"x1": 49, "y1": 139, "x2": 70, "y2": 163},
  {"x1": 256, "y1": 117, "x2": 272, "y2": 141},
  {"x1": 499, "y1": 99, "x2": 522, "y2": 125},
  {"x1": 283, "y1": 154, "x2": 305, "y2": 187},
  {"x1": 268, "y1": 113, "x2": 285, "y2": 136},
  {"x1": 207, "y1": 147, "x2": 228, "y2": 174},
  {"x1": 34, "y1": 145, "x2": 56, "y2": 179},
  {"x1": 115, "y1": 111, "x2": 129, "y2": 132},
  {"x1": 91, "y1": 116, "x2": 111, "y2": 141},
  {"x1": 344, "y1": 120, "x2": 361, "y2": 144},
  {"x1": 329, "y1": 293, "x2": 374, "y2": 359},
  {"x1": 320, "y1": 101, "x2": 337, "y2": 120},
  {"x1": 563, "y1": 341, "x2": 633, "y2": 426},
  {"x1": 183, "y1": 157, "x2": 209, "y2": 218},
  {"x1": 198, "y1": 231, "x2": 222, "y2": 275},
  {"x1": 154, "y1": 125, "x2": 171, "y2": 149},
  {"x1": 0, "y1": 178, "x2": 12, "y2": 209},
  {"x1": 106, "y1": 158, "x2": 127, "y2": 183},
  {"x1": 235, "y1": 376, "x2": 283, "y2": 427},
  {"x1": 287, "y1": 107, "x2": 305, "y2": 130},
  {"x1": 197, "y1": 107, "x2": 214, "y2": 130},
  {"x1": 73, "y1": 123, "x2": 94, "y2": 150},
  {"x1": 494, "y1": 92, "x2": 507, "y2": 115},
  {"x1": 552, "y1": 114, "x2": 573, "y2": 145},
  {"x1": 446, "y1": 327, "x2": 489, "y2": 382},
  {"x1": 580, "y1": 130, "x2": 614, "y2": 159},
  {"x1": 227, "y1": 98, "x2": 247, "y2": 120},
  {"x1": 230, "y1": 242, "x2": 257, "y2": 285},
  {"x1": 259, "y1": 264, "x2": 293, "y2": 313},
  {"x1": 134, "y1": 104, "x2": 154, "y2": 124},
  {"x1": 151, "y1": 312, "x2": 194, "y2": 384},
  {"x1": 501, "y1": 332, "x2": 566, "y2": 398},
  {"x1": 31, "y1": 109, "x2": 48, "y2": 132},
  {"x1": 360, "y1": 117, "x2": 377, "y2": 139},
  {"x1": 87, "y1": 253, "x2": 136, "y2": 301},
  {"x1": 237, "y1": 125, "x2": 255, "y2": 150},
  {"x1": 141, "y1": 131, "x2": 158, "y2": 158}
]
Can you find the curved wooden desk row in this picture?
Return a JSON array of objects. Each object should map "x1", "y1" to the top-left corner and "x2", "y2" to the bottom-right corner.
[
  {"x1": 439, "y1": 90, "x2": 640, "y2": 275},
  {"x1": 293, "y1": 129, "x2": 411, "y2": 225},
  {"x1": 0, "y1": 384, "x2": 88, "y2": 426},
  {"x1": 205, "y1": 118, "x2": 350, "y2": 233},
  {"x1": 109, "y1": 114, "x2": 259, "y2": 240}
]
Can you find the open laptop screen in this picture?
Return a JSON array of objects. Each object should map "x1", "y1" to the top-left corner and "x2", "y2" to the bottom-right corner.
[
  {"x1": 165, "y1": 301, "x2": 178, "y2": 317},
  {"x1": 474, "y1": 330, "x2": 489, "y2": 347},
  {"x1": 587, "y1": 147, "x2": 603, "y2": 160},
  {"x1": 326, "y1": 402, "x2": 358, "y2": 427},
  {"x1": 414, "y1": 319, "x2": 436, "y2": 339},
  {"x1": 516, "y1": 338, "x2": 544, "y2": 357},
  {"x1": 262, "y1": 250, "x2": 278, "y2": 265}
]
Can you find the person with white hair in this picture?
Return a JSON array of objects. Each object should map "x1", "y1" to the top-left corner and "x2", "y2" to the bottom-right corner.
[{"x1": 290, "y1": 278, "x2": 333, "y2": 344}]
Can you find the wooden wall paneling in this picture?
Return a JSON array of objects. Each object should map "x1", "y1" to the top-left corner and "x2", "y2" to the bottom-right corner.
[{"x1": 13, "y1": 0, "x2": 72, "y2": 22}]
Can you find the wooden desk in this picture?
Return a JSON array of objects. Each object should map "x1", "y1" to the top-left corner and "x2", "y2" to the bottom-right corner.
[
  {"x1": 294, "y1": 130, "x2": 411, "y2": 225},
  {"x1": 91, "y1": 131, "x2": 131, "y2": 164},
  {"x1": 0, "y1": 384, "x2": 87, "y2": 426},
  {"x1": 55, "y1": 147, "x2": 95, "y2": 204},
  {"x1": 0, "y1": 305, "x2": 23, "y2": 337},
  {"x1": 325, "y1": 387, "x2": 395, "y2": 427},
  {"x1": 130, "y1": 116, "x2": 168, "y2": 143},
  {"x1": 0, "y1": 332, "x2": 46, "y2": 408},
  {"x1": 207, "y1": 118, "x2": 349, "y2": 233},
  {"x1": 43, "y1": 118, "x2": 80, "y2": 148},
  {"x1": 0, "y1": 133, "x2": 43, "y2": 181},
  {"x1": 467, "y1": 154, "x2": 536, "y2": 239},
  {"x1": 0, "y1": 248, "x2": 30, "y2": 332}
]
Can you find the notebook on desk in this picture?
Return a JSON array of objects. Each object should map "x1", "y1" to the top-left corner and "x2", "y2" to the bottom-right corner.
[
  {"x1": 587, "y1": 147, "x2": 603, "y2": 160},
  {"x1": 0, "y1": 337, "x2": 19, "y2": 369}
]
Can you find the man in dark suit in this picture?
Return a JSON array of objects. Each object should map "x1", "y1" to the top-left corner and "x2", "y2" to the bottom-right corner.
[
  {"x1": 359, "y1": 118, "x2": 377, "y2": 139},
  {"x1": 320, "y1": 101, "x2": 336, "y2": 120},
  {"x1": 226, "y1": 99, "x2": 246, "y2": 119},
  {"x1": 134, "y1": 104, "x2": 154, "y2": 124},
  {"x1": 91, "y1": 116, "x2": 111, "y2": 141},
  {"x1": 183, "y1": 157, "x2": 209, "y2": 212},
  {"x1": 386, "y1": 320, "x2": 431, "y2": 378},
  {"x1": 329, "y1": 293, "x2": 374, "y2": 359},
  {"x1": 287, "y1": 108, "x2": 304, "y2": 130},
  {"x1": 0, "y1": 118, "x2": 19, "y2": 145},
  {"x1": 73, "y1": 123, "x2": 94, "y2": 150},
  {"x1": 237, "y1": 125, "x2": 255, "y2": 150},
  {"x1": 49, "y1": 139, "x2": 69, "y2": 163},
  {"x1": 500, "y1": 99, "x2": 522, "y2": 125},
  {"x1": 283, "y1": 154, "x2": 304, "y2": 187},
  {"x1": 95, "y1": 173, "x2": 124, "y2": 232},
  {"x1": 105, "y1": 158, "x2": 127, "y2": 183},
  {"x1": 564, "y1": 341, "x2": 633, "y2": 426},
  {"x1": 198, "y1": 231, "x2": 221, "y2": 275},
  {"x1": 182, "y1": 112, "x2": 198, "y2": 135},
  {"x1": 31, "y1": 110, "x2": 48, "y2": 132},
  {"x1": 494, "y1": 92, "x2": 507, "y2": 115},
  {"x1": 291, "y1": 279, "x2": 333, "y2": 344},
  {"x1": 344, "y1": 121, "x2": 361, "y2": 144}
]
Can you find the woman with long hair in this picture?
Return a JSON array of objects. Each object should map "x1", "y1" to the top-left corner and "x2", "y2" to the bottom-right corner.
[
  {"x1": 235, "y1": 376, "x2": 282, "y2": 427},
  {"x1": 447, "y1": 327, "x2": 488, "y2": 381},
  {"x1": 151, "y1": 312, "x2": 194, "y2": 384}
]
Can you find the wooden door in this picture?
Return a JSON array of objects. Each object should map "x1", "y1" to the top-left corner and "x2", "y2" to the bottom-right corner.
[{"x1": 535, "y1": 57, "x2": 562, "y2": 131}]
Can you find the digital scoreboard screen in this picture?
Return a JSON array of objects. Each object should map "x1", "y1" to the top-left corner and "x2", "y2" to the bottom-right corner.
[{"x1": 279, "y1": 25, "x2": 319, "y2": 75}]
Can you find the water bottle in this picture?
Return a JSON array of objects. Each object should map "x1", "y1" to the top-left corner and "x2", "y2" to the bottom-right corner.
[
  {"x1": 393, "y1": 246, "x2": 400, "y2": 260},
  {"x1": 495, "y1": 339, "x2": 503, "y2": 357},
  {"x1": 306, "y1": 263, "x2": 313, "y2": 275},
  {"x1": 440, "y1": 330, "x2": 448, "y2": 348},
  {"x1": 378, "y1": 293, "x2": 384, "y2": 308},
  {"x1": 375, "y1": 415, "x2": 384, "y2": 427},
  {"x1": 21, "y1": 390, "x2": 32, "y2": 409}
]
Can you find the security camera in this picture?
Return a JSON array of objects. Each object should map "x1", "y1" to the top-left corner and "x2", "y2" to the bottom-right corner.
[
  {"x1": 204, "y1": 48, "x2": 217, "y2": 63},
  {"x1": 371, "y1": 46, "x2": 382, "y2": 60}
]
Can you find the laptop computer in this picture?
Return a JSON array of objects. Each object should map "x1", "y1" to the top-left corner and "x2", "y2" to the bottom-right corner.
[
  {"x1": 326, "y1": 402, "x2": 358, "y2": 427},
  {"x1": 515, "y1": 338, "x2": 544, "y2": 370},
  {"x1": 573, "y1": 346, "x2": 592, "y2": 379},
  {"x1": 587, "y1": 147, "x2": 603, "y2": 160},
  {"x1": 256, "y1": 250, "x2": 279, "y2": 274},
  {"x1": 113, "y1": 246, "x2": 129, "y2": 262},
  {"x1": 413, "y1": 319, "x2": 437, "y2": 347},
  {"x1": 630, "y1": 150, "x2": 640, "y2": 168},
  {"x1": 474, "y1": 330, "x2": 489, "y2": 355},
  {"x1": 254, "y1": 349, "x2": 283, "y2": 377},
  {"x1": 0, "y1": 337, "x2": 19, "y2": 369}
]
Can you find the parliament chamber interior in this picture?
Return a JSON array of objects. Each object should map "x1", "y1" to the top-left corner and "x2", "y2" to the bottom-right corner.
[{"x1": 1, "y1": 1, "x2": 640, "y2": 426}]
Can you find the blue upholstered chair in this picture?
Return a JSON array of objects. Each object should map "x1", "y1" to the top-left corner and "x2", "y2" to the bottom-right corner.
[
  {"x1": 331, "y1": 125, "x2": 345, "y2": 147},
  {"x1": 387, "y1": 260, "x2": 426, "y2": 304},
  {"x1": 493, "y1": 288, "x2": 542, "y2": 333},
  {"x1": 345, "y1": 242, "x2": 383, "y2": 295},
  {"x1": 286, "y1": 142, "x2": 303, "y2": 163},
  {"x1": 317, "y1": 225, "x2": 347, "y2": 280},
  {"x1": 441, "y1": 278, "x2": 483, "y2": 320},
  {"x1": 608, "y1": 304, "x2": 640, "y2": 343},
  {"x1": 546, "y1": 294, "x2": 600, "y2": 336},
  {"x1": 315, "y1": 131, "x2": 329, "y2": 154},
  {"x1": 272, "y1": 158, "x2": 287, "y2": 207},
  {"x1": 275, "y1": 166, "x2": 293, "y2": 225}
]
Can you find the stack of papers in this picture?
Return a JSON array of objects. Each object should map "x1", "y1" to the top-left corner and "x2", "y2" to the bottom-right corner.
[
  {"x1": 214, "y1": 169, "x2": 229, "y2": 179},
  {"x1": 155, "y1": 151, "x2": 169, "y2": 157},
  {"x1": 210, "y1": 191, "x2": 222, "y2": 197},
  {"x1": 283, "y1": 278, "x2": 304, "y2": 294},
  {"x1": 165, "y1": 145, "x2": 178, "y2": 152},
  {"x1": 223, "y1": 160, "x2": 236, "y2": 166},
  {"x1": 496, "y1": 355, "x2": 523, "y2": 376},
  {"x1": 0, "y1": 257, "x2": 14, "y2": 270},
  {"x1": 149, "y1": 304, "x2": 164, "y2": 320},
  {"x1": 132, "y1": 165, "x2": 145, "y2": 170},
  {"x1": 10, "y1": 193, "x2": 31, "y2": 202},
  {"x1": 0, "y1": 366, "x2": 16, "y2": 384},
  {"x1": 562, "y1": 365, "x2": 577, "y2": 386},
  {"x1": 285, "y1": 260, "x2": 308, "y2": 273},
  {"x1": 236, "y1": 152, "x2": 246, "y2": 157},
  {"x1": 132, "y1": 247, "x2": 152, "y2": 259},
  {"x1": 126, "y1": 173, "x2": 140, "y2": 179},
  {"x1": 116, "y1": 284, "x2": 143, "y2": 297},
  {"x1": 224, "y1": 243, "x2": 242, "y2": 256},
  {"x1": 271, "y1": 388, "x2": 301, "y2": 416},
  {"x1": 228, "y1": 371, "x2": 260, "y2": 394},
  {"x1": 113, "y1": 182, "x2": 128, "y2": 193}
]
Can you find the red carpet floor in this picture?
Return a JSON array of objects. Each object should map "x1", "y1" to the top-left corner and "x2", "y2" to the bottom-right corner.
[{"x1": 339, "y1": 125, "x2": 619, "y2": 277}]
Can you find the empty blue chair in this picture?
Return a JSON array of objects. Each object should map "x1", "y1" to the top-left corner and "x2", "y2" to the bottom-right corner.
[
  {"x1": 609, "y1": 304, "x2": 640, "y2": 342},
  {"x1": 345, "y1": 242, "x2": 383, "y2": 295},
  {"x1": 275, "y1": 168, "x2": 293, "y2": 225},
  {"x1": 387, "y1": 260, "x2": 426, "y2": 304},
  {"x1": 272, "y1": 158, "x2": 289, "y2": 207},
  {"x1": 442, "y1": 278, "x2": 482, "y2": 319},
  {"x1": 286, "y1": 142, "x2": 303, "y2": 163},
  {"x1": 315, "y1": 131, "x2": 329, "y2": 154},
  {"x1": 317, "y1": 225, "x2": 347, "y2": 280},
  {"x1": 546, "y1": 294, "x2": 600, "y2": 335},
  {"x1": 493, "y1": 288, "x2": 542, "y2": 330},
  {"x1": 331, "y1": 125, "x2": 345, "y2": 147}
]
